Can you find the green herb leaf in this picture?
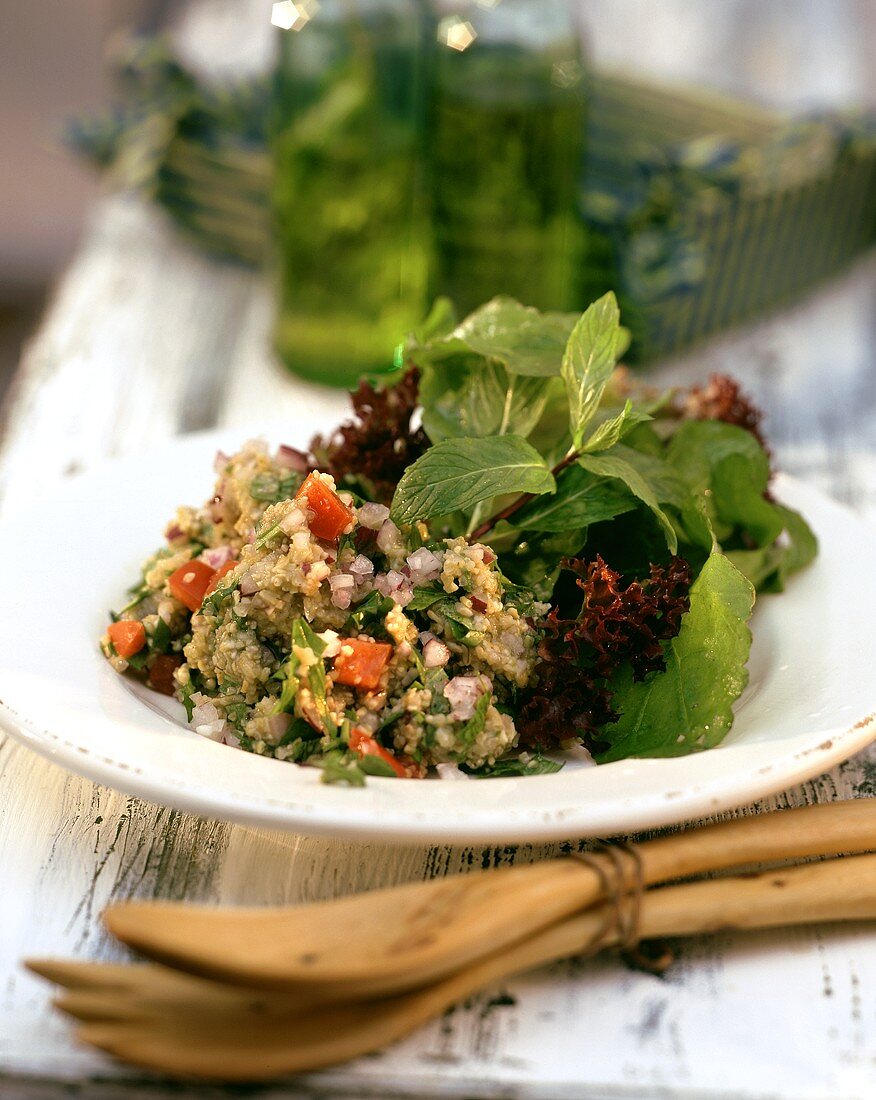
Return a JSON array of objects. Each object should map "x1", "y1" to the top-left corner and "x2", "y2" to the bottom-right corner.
[
  {"x1": 391, "y1": 435, "x2": 555, "y2": 525},
  {"x1": 359, "y1": 753, "x2": 399, "y2": 778},
  {"x1": 249, "y1": 471, "x2": 301, "y2": 503},
  {"x1": 179, "y1": 680, "x2": 196, "y2": 722},
  {"x1": 464, "y1": 752, "x2": 564, "y2": 778},
  {"x1": 317, "y1": 751, "x2": 366, "y2": 787},
  {"x1": 513, "y1": 463, "x2": 637, "y2": 533},
  {"x1": 200, "y1": 577, "x2": 239, "y2": 616},
  {"x1": 596, "y1": 552, "x2": 755, "y2": 762},
  {"x1": 577, "y1": 445, "x2": 682, "y2": 553},
  {"x1": 579, "y1": 400, "x2": 653, "y2": 454},
  {"x1": 454, "y1": 690, "x2": 491, "y2": 759},
  {"x1": 408, "y1": 296, "x2": 580, "y2": 378},
  {"x1": 405, "y1": 584, "x2": 448, "y2": 611},
  {"x1": 150, "y1": 616, "x2": 172, "y2": 655},
  {"x1": 560, "y1": 292, "x2": 622, "y2": 449}
]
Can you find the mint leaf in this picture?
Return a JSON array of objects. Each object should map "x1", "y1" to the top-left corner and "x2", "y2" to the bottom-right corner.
[
  {"x1": 579, "y1": 400, "x2": 653, "y2": 454},
  {"x1": 596, "y1": 552, "x2": 755, "y2": 762},
  {"x1": 577, "y1": 445, "x2": 683, "y2": 553},
  {"x1": 391, "y1": 435, "x2": 555, "y2": 525},
  {"x1": 513, "y1": 463, "x2": 636, "y2": 533},
  {"x1": 561, "y1": 292, "x2": 622, "y2": 449},
  {"x1": 408, "y1": 296, "x2": 579, "y2": 378}
]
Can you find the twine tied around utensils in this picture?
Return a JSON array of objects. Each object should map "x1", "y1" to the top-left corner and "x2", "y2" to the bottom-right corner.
[{"x1": 571, "y1": 841, "x2": 675, "y2": 974}]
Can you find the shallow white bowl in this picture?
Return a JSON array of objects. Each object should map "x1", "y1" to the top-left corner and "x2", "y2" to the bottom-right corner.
[{"x1": 0, "y1": 429, "x2": 872, "y2": 843}]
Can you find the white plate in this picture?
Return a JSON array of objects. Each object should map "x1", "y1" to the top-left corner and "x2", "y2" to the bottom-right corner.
[{"x1": 0, "y1": 427, "x2": 873, "y2": 843}]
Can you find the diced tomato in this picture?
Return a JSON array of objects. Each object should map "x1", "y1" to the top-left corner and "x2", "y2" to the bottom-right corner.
[
  {"x1": 349, "y1": 727, "x2": 409, "y2": 779},
  {"x1": 169, "y1": 560, "x2": 217, "y2": 612},
  {"x1": 204, "y1": 560, "x2": 237, "y2": 596},
  {"x1": 108, "y1": 620, "x2": 146, "y2": 660},
  {"x1": 333, "y1": 638, "x2": 393, "y2": 691},
  {"x1": 148, "y1": 654, "x2": 182, "y2": 696},
  {"x1": 295, "y1": 472, "x2": 354, "y2": 543}
]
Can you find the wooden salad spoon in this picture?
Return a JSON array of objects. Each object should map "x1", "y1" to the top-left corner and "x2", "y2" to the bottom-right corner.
[
  {"x1": 33, "y1": 852, "x2": 876, "y2": 1081},
  {"x1": 101, "y1": 800, "x2": 876, "y2": 997}
]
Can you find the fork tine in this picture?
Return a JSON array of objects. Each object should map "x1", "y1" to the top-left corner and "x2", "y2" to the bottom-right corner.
[
  {"x1": 25, "y1": 959, "x2": 132, "y2": 990},
  {"x1": 54, "y1": 990, "x2": 144, "y2": 1024}
]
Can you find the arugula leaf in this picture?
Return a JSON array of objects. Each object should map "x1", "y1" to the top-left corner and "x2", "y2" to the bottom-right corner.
[
  {"x1": 577, "y1": 445, "x2": 683, "y2": 553},
  {"x1": 595, "y1": 552, "x2": 755, "y2": 762},
  {"x1": 561, "y1": 292, "x2": 622, "y2": 449},
  {"x1": 391, "y1": 435, "x2": 555, "y2": 525},
  {"x1": 513, "y1": 463, "x2": 636, "y2": 533},
  {"x1": 408, "y1": 296, "x2": 580, "y2": 378},
  {"x1": 463, "y1": 753, "x2": 564, "y2": 778}
]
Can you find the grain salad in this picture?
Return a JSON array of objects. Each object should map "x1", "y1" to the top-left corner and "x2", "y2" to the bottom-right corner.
[
  {"x1": 102, "y1": 441, "x2": 550, "y2": 781},
  {"x1": 102, "y1": 294, "x2": 817, "y2": 782}
]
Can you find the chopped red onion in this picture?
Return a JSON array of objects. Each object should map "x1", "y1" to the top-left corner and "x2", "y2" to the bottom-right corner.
[
  {"x1": 166, "y1": 524, "x2": 184, "y2": 541},
  {"x1": 191, "y1": 701, "x2": 227, "y2": 741},
  {"x1": 267, "y1": 712, "x2": 291, "y2": 740},
  {"x1": 358, "y1": 502, "x2": 390, "y2": 530},
  {"x1": 349, "y1": 554, "x2": 374, "y2": 580},
  {"x1": 329, "y1": 573, "x2": 355, "y2": 609},
  {"x1": 443, "y1": 675, "x2": 489, "y2": 720},
  {"x1": 213, "y1": 451, "x2": 230, "y2": 476},
  {"x1": 376, "y1": 519, "x2": 402, "y2": 552},
  {"x1": 201, "y1": 545, "x2": 235, "y2": 570},
  {"x1": 223, "y1": 730, "x2": 241, "y2": 749},
  {"x1": 436, "y1": 762, "x2": 470, "y2": 781},
  {"x1": 394, "y1": 583, "x2": 413, "y2": 607},
  {"x1": 240, "y1": 573, "x2": 258, "y2": 596},
  {"x1": 423, "y1": 638, "x2": 450, "y2": 668},
  {"x1": 276, "y1": 444, "x2": 309, "y2": 472},
  {"x1": 419, "y1": 629, "x2": 437, "y2": 645},
  {"x1": 406, "y1": 547, "x2": 443, "y2": 583}
]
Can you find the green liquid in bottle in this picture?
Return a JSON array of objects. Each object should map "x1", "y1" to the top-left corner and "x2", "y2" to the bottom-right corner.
[{"x1": 272, "y1": 4, "x2": 431, "y2": 386}]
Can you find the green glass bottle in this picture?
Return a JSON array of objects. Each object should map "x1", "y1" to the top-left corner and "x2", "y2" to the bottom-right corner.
[
  {"x1": 272, "y1": 0, "x2": 431, "y2": 387},
  {"x1": 428, "y1": 0, "x2": 587, "y2": 313}
]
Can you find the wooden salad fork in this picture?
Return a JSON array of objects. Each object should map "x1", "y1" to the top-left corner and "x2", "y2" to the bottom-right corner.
[
  {"x1": 101, "y1": 801, "x2": 876, "y2": 997},
  {"x1": 31, "y1": 852, "x2": 876, "y2": 1081}
]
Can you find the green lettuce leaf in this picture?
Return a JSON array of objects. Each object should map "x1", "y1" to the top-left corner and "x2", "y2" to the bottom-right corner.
[
  {"x1": 391, "y1": 435, "x2": 555, "y2": 524},
  {"x1": 595, "y1": 552, "x2": 755, "y2": 762}
]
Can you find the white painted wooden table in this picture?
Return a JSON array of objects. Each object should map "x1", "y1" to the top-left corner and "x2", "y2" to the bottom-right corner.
[{"x1": 1, "y1": 194, "x2": 875, "y2": 1099}]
